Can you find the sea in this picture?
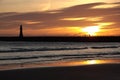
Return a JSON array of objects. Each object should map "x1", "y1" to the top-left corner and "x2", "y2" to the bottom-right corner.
[{"x1": 0, "y1": 41, "x2": 120, "y2": 65}]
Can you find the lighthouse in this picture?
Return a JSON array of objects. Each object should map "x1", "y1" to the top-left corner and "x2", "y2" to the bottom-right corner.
[{"x1": 19, "y1": 25, "x2": 23, "y2": 39}]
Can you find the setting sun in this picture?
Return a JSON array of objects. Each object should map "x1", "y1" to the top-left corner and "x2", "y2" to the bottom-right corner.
[{"x1": 82, "y1": 26, "x2": 100, "y2": 36}]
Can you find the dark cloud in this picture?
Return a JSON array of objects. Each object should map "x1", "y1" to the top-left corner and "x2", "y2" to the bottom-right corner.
[{"x1": 0, "y1": 2, "x2": 120, "y2": 31}]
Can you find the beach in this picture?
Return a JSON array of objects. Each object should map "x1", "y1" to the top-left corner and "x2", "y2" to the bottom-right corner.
[
  {"x1": 0, "y1": 63, "x2": 120, "y2": 80},
  {"x1": 0, "y1": 42, "x2": 120, "y2": 80},
  {"x1": 0, "y1": 59, "x2": 120, "y2": 80},
  {"x1": 1, "y1": 0, "x2": 120, "y2": 80}
]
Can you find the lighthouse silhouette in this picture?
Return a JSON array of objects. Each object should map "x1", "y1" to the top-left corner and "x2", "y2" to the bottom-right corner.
[{"x1": 19, "y1": 25, "x2": 23, "y2": 39}]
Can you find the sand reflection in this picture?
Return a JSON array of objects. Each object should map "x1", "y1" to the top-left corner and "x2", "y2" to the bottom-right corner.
[
  {"x1": 0, "y1": 59, "x2": 120, "y2": 70},
  {"x1": 70, "y1": 59, "x2": 120, "y2": 66},
  {"x1": 44, "y1": 59, "x2": 120, "y2": 67},
  {"x1": 84, "y1": 60, "x2": 100, "y2": 65}
]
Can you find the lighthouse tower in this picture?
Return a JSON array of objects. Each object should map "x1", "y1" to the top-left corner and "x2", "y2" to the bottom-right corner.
[{"x1": 19, "y1": 25, "x2": 23, "y2": 39}]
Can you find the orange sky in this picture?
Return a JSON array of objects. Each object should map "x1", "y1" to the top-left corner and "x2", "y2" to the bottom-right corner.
[{"x1": 0, "y1": 0, "x2": 120, "y2": 36}]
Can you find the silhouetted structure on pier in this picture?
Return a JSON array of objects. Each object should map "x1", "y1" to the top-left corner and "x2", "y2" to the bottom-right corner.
[{"x1": 19, "y1": 25, "x2": 23, "y2": 39}]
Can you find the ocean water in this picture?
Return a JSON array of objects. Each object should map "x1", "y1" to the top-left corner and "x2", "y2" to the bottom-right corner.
[{"x1": 0, "y1": 41, "x2": 120, "y2": 65}]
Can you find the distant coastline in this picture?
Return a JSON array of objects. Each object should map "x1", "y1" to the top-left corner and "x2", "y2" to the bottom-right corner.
[{"x1": 0, "y1": 36, "x2": 120, "y2": 42}]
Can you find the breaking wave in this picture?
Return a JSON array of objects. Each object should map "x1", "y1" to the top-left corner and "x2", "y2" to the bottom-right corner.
[
  {"x1": 91, "y1": 46, "x2": 119, "y2": 49},
  {"x1": 0, "y1": 47, "x2": 88, "y2": 53},
  {"x1": 0, "y1": 52, "x2": 120, "y2": 61},
  {"x1": 0, "y1": 45, "x2": 119, "y2": 53}
]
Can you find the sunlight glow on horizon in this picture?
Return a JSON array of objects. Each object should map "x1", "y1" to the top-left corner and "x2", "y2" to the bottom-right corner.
[{"x1": 82, "y1": 26, "x2": 100, "y2": 36}]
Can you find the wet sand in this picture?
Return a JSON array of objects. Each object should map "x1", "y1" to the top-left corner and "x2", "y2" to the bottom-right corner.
[{"x1": 0, "y1": 63, "x2": 120, "y2": 80}]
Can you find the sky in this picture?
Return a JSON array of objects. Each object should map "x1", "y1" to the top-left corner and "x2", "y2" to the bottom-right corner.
[{"x1": 0, "y1": 0, "x2": 120, "y2": 36}]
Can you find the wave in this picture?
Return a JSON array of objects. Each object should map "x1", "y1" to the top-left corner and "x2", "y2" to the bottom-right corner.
[
  {"x1": 0, "y1": 52, "x2": 120, "y2": 61},
  {"x1": 91, "y1": 46, "x2": 119, "y2": 49},
  {"x1": 0, "y1": 47, "x2": 88, "y2": 53},
  {"x1": 0, "y1": 45, "x2": 119, "y2": 53}
]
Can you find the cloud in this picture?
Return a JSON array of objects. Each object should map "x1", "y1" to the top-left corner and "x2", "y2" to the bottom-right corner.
[{"x1": 0, "y1": 2, "x2": 120, "y2": 33}]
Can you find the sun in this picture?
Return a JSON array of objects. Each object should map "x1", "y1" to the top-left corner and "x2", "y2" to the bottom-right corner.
[{"x1": 82, "y1": 26, "x2": 100, "y2": 36}]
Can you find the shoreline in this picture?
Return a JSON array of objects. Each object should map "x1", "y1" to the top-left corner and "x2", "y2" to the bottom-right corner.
[
  {"x1": 0, "y1": 59, "x2": 120, "y2": 71},
  {"x1": 0, "y1": 63, "x2": 120, "y2": 80}
]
